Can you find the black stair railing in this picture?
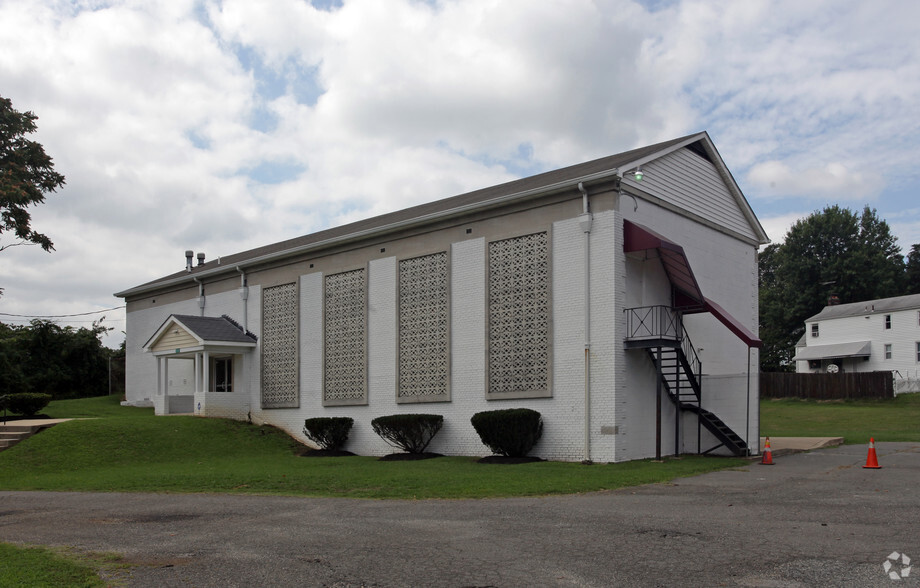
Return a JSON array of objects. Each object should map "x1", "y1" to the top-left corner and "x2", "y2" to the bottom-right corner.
[
  {"x1": 679, "y1": 328, "x2": 701, "y2": 396},
  {"x1": 625, "y1": 305, "x2": 681, "y2": 342},
  {"x1": 626, "y1": 306, "x2": 748, "y2": 457}
]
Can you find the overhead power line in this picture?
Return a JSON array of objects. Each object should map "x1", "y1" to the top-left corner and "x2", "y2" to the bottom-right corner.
[{"x1": 0, "y1": 305, "x2": 126, "y2": 319}]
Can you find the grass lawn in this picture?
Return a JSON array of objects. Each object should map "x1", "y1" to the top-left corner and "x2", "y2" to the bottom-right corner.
[
  {"x1": 760, "y1": 393, "x2": 920, "y2": 444},
  {"x1": 0, "y1": 543, "x2": 125, "y2": 587},
  {"x1": 0, "y1": 395, "x2": 747, "y2": 499}
]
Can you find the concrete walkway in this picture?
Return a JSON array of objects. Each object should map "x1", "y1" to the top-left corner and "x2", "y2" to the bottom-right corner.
[{"x1": 760, "y1": 435, "x2": 845, "y2": 457}]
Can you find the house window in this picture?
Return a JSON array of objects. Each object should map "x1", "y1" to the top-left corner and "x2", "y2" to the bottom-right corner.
[
  {"x1": 398, "y1": 252, "x2": 450, "y2": 403},
  {"x1": 884, "y1": 343, "x2": 892, "y2": 360},
  {"x1": 214, "y1": 357, "x2": 232, "y2": 392},
  {"x1": 885, "y1": 314, "x2": 891, "y2": 329},
  {"x1": 916, "y1": 342, "x2": 920, "y2": 362},
  {"x1": 487, "y1": 232, "x2": 551, "y2": 399},
  {"x1": 811, "y1": 324, "x2": 819, "y2": 338},
  {"x1": 261, "y1": 282, "x2": 299, "y2": 408},
  {"x1": 324, "y1": 268, "x2": 367, "y2": 405}
]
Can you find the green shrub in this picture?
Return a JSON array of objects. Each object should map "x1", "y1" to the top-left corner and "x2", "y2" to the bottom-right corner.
[
  {"x1": 303, "y1": 417, "x2": 354, "y2": 451},
  {"x1": 371, "y1": 414, "x2": 443, "y2": 454},
  {"x1": 6, "y1": 393, "x2": 53, "y2": 416},
  {"x1": 471, "y1": 408, "x2": 543, "y2": 457}
]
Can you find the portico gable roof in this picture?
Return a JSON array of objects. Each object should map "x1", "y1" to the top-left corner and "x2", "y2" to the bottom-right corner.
[{"x1": 144, "y1": 314, "x2": 257, "y2": 356}]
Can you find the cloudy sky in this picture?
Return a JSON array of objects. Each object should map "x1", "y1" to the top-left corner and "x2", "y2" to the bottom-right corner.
[{"x1": 1, "y1": 0, "x2": 918, "y2": 348}]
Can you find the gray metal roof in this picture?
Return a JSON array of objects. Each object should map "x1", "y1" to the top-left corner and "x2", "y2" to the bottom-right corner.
[
  {"x1": 793, "y1": 340, "x2": 872, "y2": 361},
  {"x1": 806, "y1": 293, "x2": 920, "y2": 322},
  {"x1": 116, "y1": 131, "x2": 767, "y2": 298},
  {"x1": 149, "y1": 314, "x2": 257, "y2": 348}
]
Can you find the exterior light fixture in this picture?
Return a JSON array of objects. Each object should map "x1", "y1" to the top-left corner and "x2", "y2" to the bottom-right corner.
[{"x1": 623, "y1": 166, "x2": 643, "y2": 181}]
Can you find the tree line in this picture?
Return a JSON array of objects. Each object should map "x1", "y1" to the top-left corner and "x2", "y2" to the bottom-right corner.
[
  {"x1": 759, "y1": 205, "x2": 920, "y2": 371},
  {"x1": 0, "y1": 319, "x2": 124, "y2": 399}
]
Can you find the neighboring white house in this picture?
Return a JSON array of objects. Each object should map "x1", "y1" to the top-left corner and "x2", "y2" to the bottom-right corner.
[
  {"x1": 794, "y1": 293, "x2": 920, "y2": 380},
  {"x1": 115, "y1": 132, "x2": 769, "y2": 462}
]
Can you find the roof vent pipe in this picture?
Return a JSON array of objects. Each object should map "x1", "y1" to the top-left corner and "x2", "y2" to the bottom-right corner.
[
  {"x1": 197, "y1": 252, "x2": 206, "y2": 267},
  {"x1": 185, "y1": 250, "x2": 194, "y2": 272}
]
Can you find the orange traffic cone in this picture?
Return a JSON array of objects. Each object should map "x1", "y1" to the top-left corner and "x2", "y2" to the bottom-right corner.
[
  {"x1": 863, "y1": 437, "x2": 882, "y2": 469},
  {"x1": 760, "y1": 437, "x2": 774, "y2": 465}
]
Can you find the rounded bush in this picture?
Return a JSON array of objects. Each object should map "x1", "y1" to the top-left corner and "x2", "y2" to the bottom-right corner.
[
  {"x1": 471, "y1": 408, "x2": 543, "y2": 457},
  {"x1": 371, "y1": 414, "x2": 443, "y2": 454},
  {"x1": 303, "y1": 417, "x2": 354, "y2": 451},
  {"x1": 6, "y1": 393, "x2": 53, "y2": 416}
]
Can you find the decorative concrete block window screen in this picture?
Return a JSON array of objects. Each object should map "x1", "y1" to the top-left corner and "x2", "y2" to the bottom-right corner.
[
  {"x1": 487, "y1": 231, "x2": 551, "y2": 398},
  {"x1": 324, "y1": 268, "x2": 367, "y2": 405},
  {"x1": 261, "y1": 282, "x2": 299, "y2": 408},
  {"x1": 398, "y1": 251, "x2": 449, "y2": 402}
]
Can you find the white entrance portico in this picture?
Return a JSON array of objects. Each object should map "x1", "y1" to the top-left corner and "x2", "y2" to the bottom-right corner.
[{"x1": 143, "y1": 315, "x2": 257, "y2": 415}]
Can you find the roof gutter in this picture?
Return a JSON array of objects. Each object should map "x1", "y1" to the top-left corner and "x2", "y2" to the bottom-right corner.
[{"x1": 115, "y1": 166, "x2": 626, "y2": 299}]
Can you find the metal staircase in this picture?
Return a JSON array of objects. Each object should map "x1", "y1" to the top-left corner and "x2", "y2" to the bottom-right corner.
[{"x1": 626, "y1": 306, "x2": 748, "y2": 457}]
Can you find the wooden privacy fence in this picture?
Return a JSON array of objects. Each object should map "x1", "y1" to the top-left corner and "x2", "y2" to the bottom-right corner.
[{"x1": 761, "y1": 371, "x2": 893, "y2": 400}]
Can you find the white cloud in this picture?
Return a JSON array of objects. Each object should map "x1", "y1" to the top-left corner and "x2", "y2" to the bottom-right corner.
[
  {"x1": 757, "y1": 212, "x2": 809, "y2": 246},
  {"x1": 747, "y1": 160, "x2": 877, "y2": 201},
  {"x1": 1, "y1": 0, "x2": 920, "y2": 349}
]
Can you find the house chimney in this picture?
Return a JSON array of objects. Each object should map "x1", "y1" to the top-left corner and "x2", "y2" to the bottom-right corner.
[
  {"x1": 827, "y1": 294, "x2": 840, "y2": 306},
  {"x1": 197, "y1": 252, "x2": 206, "y2": 267},
  {"x1": 185, "y1": 250, "x2": 194, "y2": 272}
]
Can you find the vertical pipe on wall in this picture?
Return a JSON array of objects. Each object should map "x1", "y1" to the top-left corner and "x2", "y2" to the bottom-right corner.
[
  {"x1": 655, "y1": 347, "x2": 662, "y2": 461},
  {"x1": 237, "y1": 267, "x2": 249, "y2": 332},
  {"x1": 578, "y1": 182, "x2": 593, "y2": 463},
  {"x1": 194, "y1": 278, "x2": 205, "y2": 317},
  {"x1": 746, "y1": 346, "x2": 752, "y2": 456}
]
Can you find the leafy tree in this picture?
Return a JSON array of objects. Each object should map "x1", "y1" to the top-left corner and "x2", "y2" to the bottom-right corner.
[
  {"x1": 0, "y1": 319, "x2": 112, "y2": 399},
  {"x1": 907, "y1": 244, "x2": 920, "y2": 294},
  {"x1": 1, "y1": 95, "x2": 66, "y2": 295},
  {"x1": 759, "y1": 205, "x2": 906, "y2": 371}
]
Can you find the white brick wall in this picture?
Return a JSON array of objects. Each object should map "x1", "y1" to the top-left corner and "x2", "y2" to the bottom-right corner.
[
  {"x1": 124, "y1": 286, "x2": 261, "y2": 418},
  {"x1": 619, "y1": 201, "x2": 760, "y2": 456},
  {"x1": 232, "y1": 213, "x2": 627, "y2": 461},
  {"x1": 125, "y1": 201, "x2": 758, "y2": 461}
]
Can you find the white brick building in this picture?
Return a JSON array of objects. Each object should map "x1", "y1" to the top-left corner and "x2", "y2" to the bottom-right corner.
[
  {"x1": 116, "y1": 132, "x2": 769, "y2": 462},
  {"x1": 794, "y1": 293, "x2": 920, "y2": 380}
]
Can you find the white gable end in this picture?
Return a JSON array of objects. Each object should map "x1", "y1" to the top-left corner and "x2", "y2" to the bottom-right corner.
[{"x1": 637, "y1": 148, "x2": 757, "y2": 242}]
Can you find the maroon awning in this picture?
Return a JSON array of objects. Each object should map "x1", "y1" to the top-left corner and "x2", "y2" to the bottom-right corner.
[
  {"x1": 624, "y1": 220, "x2": 704, "y2": 308},
  {"x1": 623, "y1": 219, "x2": 762, "y2": 348}
]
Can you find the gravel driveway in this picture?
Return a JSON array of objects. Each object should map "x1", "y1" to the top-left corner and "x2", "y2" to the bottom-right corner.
[{"x1": 2, "y1": 442, "x2": 918, "y2": 587}]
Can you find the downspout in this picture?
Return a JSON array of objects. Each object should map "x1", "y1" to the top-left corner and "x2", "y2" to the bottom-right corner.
[
  {"x1": 578, "y1": 182, "x2": 593, "y2": 463},
  {"x1": 746, "y1": 346, "x2": 753, "y2": 456},
  {"x1": 236, "y1": 266, "x2": 249, "y2": 332},
  {"x1": 193, "y1": 277, "x2": 205, "y2": 317}
]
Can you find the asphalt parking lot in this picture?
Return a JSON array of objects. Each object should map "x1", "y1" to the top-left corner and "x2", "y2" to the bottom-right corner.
[{"x1": 1, "y1": 442, "x2": 918, "y2": 587}]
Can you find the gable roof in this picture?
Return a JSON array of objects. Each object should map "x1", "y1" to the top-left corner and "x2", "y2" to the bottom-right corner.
[
  {"x1": 116, "y1": 132, "x2": 767, "y2": 299},
  {"x1": 805, "y1": 293, "x2": 920, "y2": 322},
  {"x1": 144, "y1": 314, "x2": 257, "y2": 351}
]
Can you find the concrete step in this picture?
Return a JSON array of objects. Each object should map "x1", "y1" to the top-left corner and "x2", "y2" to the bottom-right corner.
[
  {"x1": 0, "y1": 425, "x2": 40, "y2": 434},
  {"x1": 0, "y1": 421, "x2": 66, "y2": 452}
]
